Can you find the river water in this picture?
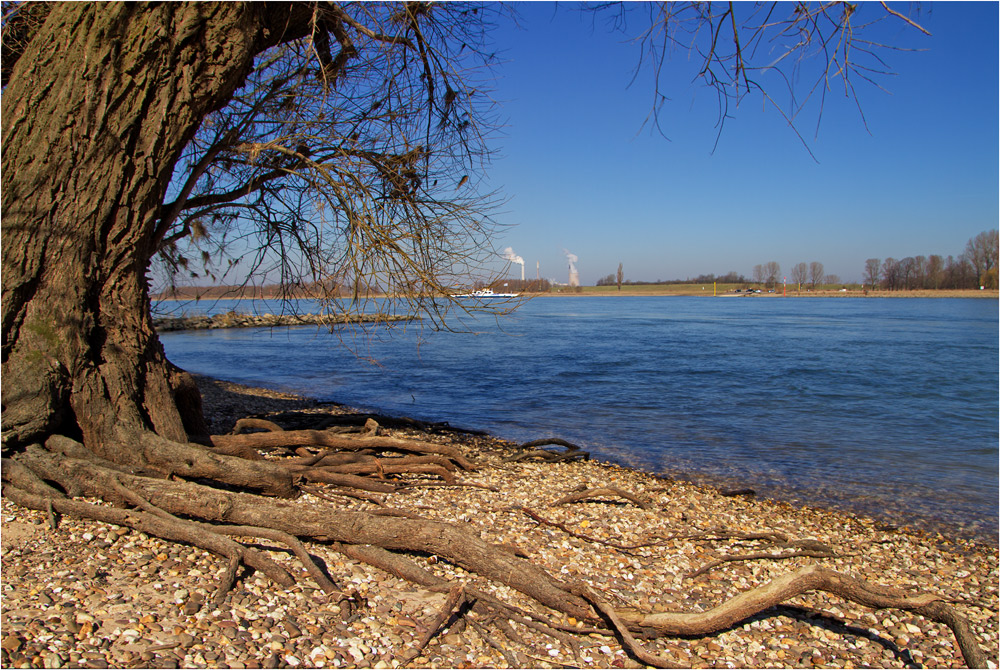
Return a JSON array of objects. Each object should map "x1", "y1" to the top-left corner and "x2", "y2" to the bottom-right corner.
[{"x1": 157, "y1": 296, "x2": 998, "y2": 540}]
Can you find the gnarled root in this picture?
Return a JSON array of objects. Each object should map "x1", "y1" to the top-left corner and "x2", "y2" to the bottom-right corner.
[
  {"x1": 1, "y1": 429, "x2": 988, "y2": 669},
  {"x1": 617, "y1": 564, "x2": 986, "y2": 669},
  {"x1": 207, "y1": 429, "x2": 476, "y2": 470}
]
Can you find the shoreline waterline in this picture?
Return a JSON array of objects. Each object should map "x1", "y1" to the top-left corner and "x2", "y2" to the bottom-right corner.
[
  {"x1": 159, "y1": 297, "x2": 998, "y2": 547},
  {"x1": 152, "y1": 287, "x2": 999, "y2": 301},
  {"x1": 201, "y1": 373, "x2": 998, "y2": 545}
]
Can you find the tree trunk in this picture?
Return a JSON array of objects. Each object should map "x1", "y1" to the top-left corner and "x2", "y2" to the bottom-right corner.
[{"x1": 1, "y1": 3, "x2": 306, "y2": 453}]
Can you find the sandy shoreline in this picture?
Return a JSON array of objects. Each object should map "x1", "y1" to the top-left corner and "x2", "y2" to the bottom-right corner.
[
  {"x1": 2, "y1": 377, "x2": 997, "y2": 669},
  {"x1": 541, "y1": 289, "x2": 999, "y2": 298}
]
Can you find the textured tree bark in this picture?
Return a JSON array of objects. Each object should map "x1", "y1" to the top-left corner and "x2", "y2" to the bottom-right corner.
[{"x1": 1, "y1": 3, "x2": 308, "y2": 454}]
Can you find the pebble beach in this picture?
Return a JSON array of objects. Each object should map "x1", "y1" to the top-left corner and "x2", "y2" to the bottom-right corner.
[{"x1": 2, "y1": 377, "x2": 997, "y2": 669}]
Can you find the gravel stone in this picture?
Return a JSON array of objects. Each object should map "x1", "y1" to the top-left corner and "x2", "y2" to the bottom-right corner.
[{"x1": 2, "y1": 376, "x2": 996, "y2": 669}]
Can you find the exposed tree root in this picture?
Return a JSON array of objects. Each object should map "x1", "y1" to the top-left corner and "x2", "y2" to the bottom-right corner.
[
  {"x1": 3, "y1": 485, "x2": 295, "y2": 589},
  {"x1": 396, "y1": 480, "x2": 500, "y2": 493},
  {"x1": 267, "y1": 410, "x2": 489, "y2": 436},
  {"x1": 518, "y1": 438, "x2": 584, "y2": 451},
  {"x1": 214, "y1": 555, "x2": 242, "y2": 608},
  {"x1": 687, "y1": 548, "x2": 842, "y2": 579},
  {"x1": 554, "y1": 485, "x2": 653, "y2": 510},
  {"x1": 517, "y1": 507, "x2": 653, "y2": 554},
  {"x1": 719, "y1": 487, "x2": 757, "y2": 498},
  {"x1": 2, "y1": 425, "x2": 988, "y2": 669},
  {"x1": 303, "y1": 484, "x2": 386, "y2": 506},
  {"x1": 208, "y1": 428, "x2": 476, "y2": 470},
  {"x1": 505, "y1": 446, "x2": 589, "y2": 463},
  {"x1": 467, "y1": 615, "x2": 524, "y2": 667},
  {"x1": 45, "y1": 499, "x2": 57, "y2": 530},
  {"x1": 204, "y1": 523, "x2": 342, "y2": 596},
  {"x1": 616, "y1": 565, "x2": 986, "y2": 668},
  {"x1": 293, "y1": 469, "x2": 399, "y2": 492},
  {"x1": 504, "y1": 438, "x2": 589, "y2": 462},
  {"x1": 232, "y1": 417, "x2": 285, "y2": 434},
  {"x1": 571, "y1": 582, "x2": 683, "y2": 669},
  {"x1": 654, "y1": 527, "x2": 836, "y2": 553},
  {"x1": 414, "y1": 583, "x2": 467, "y2": 656}
]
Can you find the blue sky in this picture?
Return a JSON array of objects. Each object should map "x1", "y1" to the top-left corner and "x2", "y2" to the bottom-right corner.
[{"x1": 480, "y1": 2, "x2": 999, "y2": 285}]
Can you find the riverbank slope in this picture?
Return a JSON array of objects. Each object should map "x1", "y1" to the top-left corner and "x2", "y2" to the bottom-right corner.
[{"x1": 2, "y1": 377, "x2": 996, "y2": 669}]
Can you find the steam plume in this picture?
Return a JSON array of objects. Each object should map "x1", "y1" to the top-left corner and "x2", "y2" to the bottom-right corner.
[
  {"x1": 563, "y1": 249, "x2": 580, "y2": 287},
  {"x1": 502, "y1": 246, "x2": 525, "y2": 281}
]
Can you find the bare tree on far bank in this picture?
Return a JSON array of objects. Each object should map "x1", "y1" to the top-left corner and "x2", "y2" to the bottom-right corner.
[
  {"x1": 809, "y1": 261, "x2": 825, "y2": 289},
  {"x1": 791, "y1": 262, "x2": 809, "y2": 291},
  {"x1": 763, "y1": 261, "x2": 781, "y2": 289},
  {"x1": 864, "y1": 230, "x2": 997, "y2": 291},
  {"x1": 864, "y1": 258, "x2": 882, "y2": 288},
  {"x1": 966, "y1": 229, "x2": 999, "y2": 288}
]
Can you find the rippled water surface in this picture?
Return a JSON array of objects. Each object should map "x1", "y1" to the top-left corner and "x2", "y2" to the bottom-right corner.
[{"x1": 158, "y1": 297, "x2": 998, "y2": 539}]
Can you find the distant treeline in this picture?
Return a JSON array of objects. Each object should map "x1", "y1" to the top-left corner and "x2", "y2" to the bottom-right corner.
[
  {"x1": 595, "y1": 229, "x2": 998, "y2": 291},
  {"x1": 482, "y1": 278, "x2": 552, "y2": 293},
  {"x1": 596, "y1": 271, "x2": 748, "y2": 287},
  {"x1": 863, "y1": 230, "x2": 998, "y2": 290}
]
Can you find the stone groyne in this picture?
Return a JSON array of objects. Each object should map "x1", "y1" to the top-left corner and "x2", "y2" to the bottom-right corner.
[{"x1": 153, "y1": 311, "x2": 415, "y2": 332}]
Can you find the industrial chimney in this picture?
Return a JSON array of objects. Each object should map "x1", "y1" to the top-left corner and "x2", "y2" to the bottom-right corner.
[{"x1": 502, "y1": 247, "x2": 525, "y2": 281}]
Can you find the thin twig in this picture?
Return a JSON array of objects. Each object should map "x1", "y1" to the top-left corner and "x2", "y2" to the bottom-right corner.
[
  {"x1": 518, "y1": 507, "x2": 655, "y2": 553},
  {"x1": 554, "y1": 486, "x2": 652, "y2": 510},
  {"x1": 879, "y1": 1, "x2": 931, "y2": 35},
  {"x1": 687, "y1": 549, "x2": 841, "y2": 579},
  {"x1": 395, "y1": 480, "x2": 499, "y2": 492},
  {"x1": 466, "y1": 616, "x2": 521, "y2": 667},
  {"x1": 301, "y1": 484, "x2": 385, "y2": 506}
]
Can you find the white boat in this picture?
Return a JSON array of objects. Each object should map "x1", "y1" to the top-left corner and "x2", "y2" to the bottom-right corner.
[{"x1": 455, "y1": 288, "x2": 519, "y2": 299}]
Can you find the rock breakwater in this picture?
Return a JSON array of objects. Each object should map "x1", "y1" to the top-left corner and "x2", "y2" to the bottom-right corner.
[{"x1": 154, "y1": 312, "x2": 415, "y2": 332}]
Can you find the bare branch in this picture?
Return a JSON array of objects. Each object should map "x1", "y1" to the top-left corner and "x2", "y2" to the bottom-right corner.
[{"x1": 879, "y1": 1, "x2": 931, "y2": 36}]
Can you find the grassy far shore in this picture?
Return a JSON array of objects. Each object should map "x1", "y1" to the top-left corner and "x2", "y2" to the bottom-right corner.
[
  {"x1": 153, "y1": 284, "x2": 999, "y2": 301},
  {"x1": 551, "y1": 284, "x2": 999, "y2": 298}
]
